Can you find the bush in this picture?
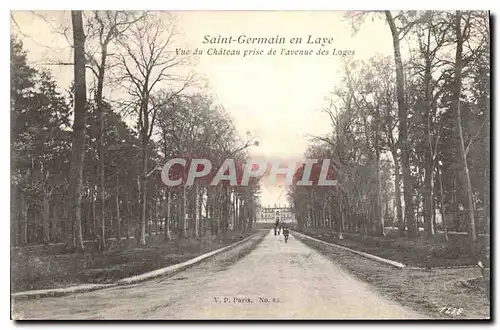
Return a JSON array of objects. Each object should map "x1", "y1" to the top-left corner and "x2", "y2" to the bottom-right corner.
[{"x1": 430, "y1": 240, "x2": 482, "y2": 260}]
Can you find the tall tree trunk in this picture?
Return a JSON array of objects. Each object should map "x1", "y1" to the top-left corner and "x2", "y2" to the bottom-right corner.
[
  {"x1": 375, "y1": 107, "x2": 384, "y2": 236},
  {"x1": 394, "y1": 155, "x2": 406, "y2": 236},
  {"x1": 12, "y1": 191, "x2": 18, "y2": 246},
  {"x1": 155, "y1": 197, "x2": 159, "y2": 234},
  {"x1": 92, "y1": 190, "x2": 96, "y2": 237},
  {"x1": 423, "y1": 135, "x2": 435, "y2": 237},
  {"x1": 51, "y1": 202, "x2": 58, "y2": 242},
  {"x1": 165, "y1": 189, "x2": 172, "y2": 240},
  {"x1": 179, "y1": 197, "x2": 183, "y2": 234},
  {"x1": 391, "y1": 150, "x2": 404, "y2": 236},
  {"x1": 223, "y1": 187, "x2": 230, "y2": 232},
  {"x1": 95, "y1": 28, "x2": 108, "y2": 250},
  {"x1": 42, "y1": 189, "x2": 50, "y2": 245},
  {"x1": 66, "y1": 10, "x2": 87, "y2": 252},
  {"x1": 385, "y1": 11, "x2": 416, "y2": 238},
  {"x1": 240, "y1": 195, "x2": 244, "y2": 231},
  {"x1": 241, "y1": 198, "x2": 246, "y2": 231},
  {"x1": 432, "y1": 204, "x2": 437, "y2": 233},
  {"x1": 148, "y1": 198, "x2": 152, "y2": 235},
  {"x1": 215, "y1": 187, "x2": 221, "y2": 234},
  {"x1": 338, "y1": 193, "x2": 344, "y2": 239},
  {"x1": 124, "y1": 192, "x2": 130, "y2": 239},
  {"x1": 438, "y1": 163, "x2": 448, "y2": 241},
  {"x1": 193, "y1": 186, "x2": 200, "y2": 237},
  {"x1": 234, "y1": 194, "x2": 238, "y2": 231},
  {"x1": 308, "y1": 192, "x2": 314, "y2": 229},
  {"x1": 182, "y1": 185, "x2": 188, "y2": 238},
  {"x1": 20, "y1": 192, "x2": 28, "y2": 245},
  {"x1": 198, "y1": 188, "x2": 203, "y2": 236},
  {"x1": 207, "y1": 188, "x2": 212, "y2": 221},
  {"x1": 322, "y1": 199, "x2": 328, "y2": 228},
  {"x1": 147, "y1": 199, "x2": 152, "y2": 235},
  {"x1": 83, "y1": 192, "x2": 89, "y2": 237},
  {"x1": 484, "y1": 122, "x2": 490, "y2": 236},
  {"x1": 99, "y1": 112, "x2": 106, "y2": 248},
  {"x1": 96, "y1": 80, "x2": 106, "y2": 248},
  {"x1": 452, "y1": 175, "x2": 459, "y2": 232},
  {"x1": 42, "y1": 170, "x2": 51, "y2": 244},
  {"x1": 423, "y1": 44, "x2": 435, "y2": 238},
  {"x1": 453, "y1": 11, "x2": 477, "y2": 243},
  {"x1": 234, "y1": 195, "x2": 238, "y2": 231},
  {"x1": 140, "y1": 143, "x2": 147, "y2": 244},
  {"x1": 116, "y1": 176, "x2": 121, "y2": 240}
]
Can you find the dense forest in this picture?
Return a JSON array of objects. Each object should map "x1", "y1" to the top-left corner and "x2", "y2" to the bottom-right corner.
[
  {"x1": 11, "y1": 11, "x2": 260, "y2": 251},
  {"x1": 10, "y1": 10, "x2": 490, "y2": 253},
  {"x1": 289, "y1": 11, "x2": 490, "y2": 244}
]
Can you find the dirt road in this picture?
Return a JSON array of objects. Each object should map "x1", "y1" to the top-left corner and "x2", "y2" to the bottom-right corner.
[{"x1": 12, "y1": 230, "x2": 425, "y2": 320}]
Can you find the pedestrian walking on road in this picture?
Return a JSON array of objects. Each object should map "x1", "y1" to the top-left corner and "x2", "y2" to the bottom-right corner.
[{"x1": 283, "y1": 227, "x2": 290, "y2": 243}]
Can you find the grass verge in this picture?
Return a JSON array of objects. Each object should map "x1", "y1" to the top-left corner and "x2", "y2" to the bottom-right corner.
[
  {"x1": 294, "y1": 232, "x2": 490, "y2": 320},
  {"x1": 11, "y1": 230, "x2": 258, "y2": 293},
  {"x1": 296, "y1": 227, "x2": 489, "y2": 268}
]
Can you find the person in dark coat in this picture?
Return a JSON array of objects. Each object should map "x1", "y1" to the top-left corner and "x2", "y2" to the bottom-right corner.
[{"x1": 283, "y1": 226, "x2": 290, "y2": 243}]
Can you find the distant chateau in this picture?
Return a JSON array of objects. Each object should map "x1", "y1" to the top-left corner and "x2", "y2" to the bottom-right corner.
[{"x1": 256, "y1": 204, "x2": 296, "y2": 224}]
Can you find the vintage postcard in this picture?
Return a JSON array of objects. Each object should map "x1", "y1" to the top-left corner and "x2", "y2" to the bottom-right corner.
[{"x1": 10, "y1": 10, "x2": 490, "y2": 320}]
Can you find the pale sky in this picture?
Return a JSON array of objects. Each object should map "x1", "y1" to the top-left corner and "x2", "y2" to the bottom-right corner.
[{"x1": 11, "y1": 10, "x2": 394, "y2": 206}]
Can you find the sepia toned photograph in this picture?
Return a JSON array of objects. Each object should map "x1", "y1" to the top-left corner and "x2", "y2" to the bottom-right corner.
[{"x1": 10, "y1": 10, "x2": 490, "y2": 320}]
